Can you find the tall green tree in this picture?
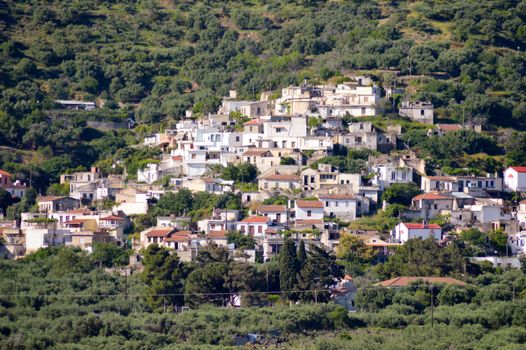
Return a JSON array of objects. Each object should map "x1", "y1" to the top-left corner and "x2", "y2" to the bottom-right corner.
[
  {"x1": 141, "y1": 244, "x2": 185, "y2": 311},
  {"x1": 297, "y1": 240, "x2": 307, "y2": 269},
  {"x1": 279, "y1": 238, "x2": 299, "y2": 301},
  {"x1": 298, "y1": 245, "x2": 343, "y2": 302}
]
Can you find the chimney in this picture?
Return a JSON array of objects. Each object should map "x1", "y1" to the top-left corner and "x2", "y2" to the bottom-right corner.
[{"x1": 91, "y1": 166, "x2": 99, "y2": 174}]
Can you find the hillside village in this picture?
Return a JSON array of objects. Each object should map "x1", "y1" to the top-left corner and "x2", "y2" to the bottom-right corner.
[{"x1": 1, "y1": 74, "x2": 525, "y2": 273}]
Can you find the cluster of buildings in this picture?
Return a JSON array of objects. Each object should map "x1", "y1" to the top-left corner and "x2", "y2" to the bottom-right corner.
[{"x1": 2, "y1": 76, "x2": 526, "y2": 273}]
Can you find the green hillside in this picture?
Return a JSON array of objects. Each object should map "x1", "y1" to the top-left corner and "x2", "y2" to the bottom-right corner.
[{"x1": 1, "y1": 0, "x2": 526, "y2": 190}]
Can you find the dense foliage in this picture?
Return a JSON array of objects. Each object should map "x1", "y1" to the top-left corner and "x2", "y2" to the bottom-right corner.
[
  {"x1": 1, "y1": 0, "x2": 526, "y2": 190},
  {"x1": 1, "y1": 246, "x2": 526, "y2": 349}
]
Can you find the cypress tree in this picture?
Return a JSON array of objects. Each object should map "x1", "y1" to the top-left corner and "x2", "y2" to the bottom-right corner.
[
  {"x1": 279, "y1": 238, "x2": 299, "y2": 301},
  {"x1": 297, "y1": 240, "x2": 307, "y2": 268}
]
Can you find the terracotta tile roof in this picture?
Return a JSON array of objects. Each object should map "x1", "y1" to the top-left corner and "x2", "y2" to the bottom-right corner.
[
  {"x1": 172, "y1": 155, "x2": 183, "y2": 161},
  {"x1": 164, "y1": 235, "x2": 189, "y2": 242},
  {"x1": 146, "y1": 227, "x2": 175, "y2": 238},
  {"x1": 175, "y1": 230, "x2": 192, "y2": 235},
  {"x1": 244, "y1": 119, "x2": 262, "y2": 125},
  {"x1": 0, "y1": 170, "x2": 12, "y2": 177},
  {"x1": 509, "y1": 167, "x2": 526, "y2": 173},
  {"x1": 412, "y1": 193, "x2": 450, "y2": 201},
  {"x1": 208, "y1": 230, "x2": 228, "y2": 238},
  {"x1": 243, "y1": 149, "x2": 270, "y2": 157},
  {"x1": 259, "y1": 205, "x2": 287, "y2": 213},
  {"x1": 436, "y1": 124, "x2": 462, "y2": 132},
  {"x1": 202, "y1": 178, "x2": 216, "y2": 183},
  {"x1": 240, "y1": 216, "x2": 269, "y2": 223},
  {"x1": 261, "y1": 174, "x2": 300, "y2": 181},
  {"x1": 100, "y1": 215, "x2": 124, "y2": 221},
  {"x1": 319, "y1": 194, "x2": 356, "y2": 200},
  {"x1": 377, "y1": 276, "x2": 467, "y2": 287},
  {"x1": 37, "y1": 196, "x2": 67, "y2": 202},
  {"x1": 295, "y1": 200, "x2": 324, "y2": 208},
  {"x1": 402, "y1": 223, "x2": 441, "y2": 229}
]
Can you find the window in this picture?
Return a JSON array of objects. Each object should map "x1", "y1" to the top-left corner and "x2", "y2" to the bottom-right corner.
[
  {"x1": 402, "y1": 172, "x2": 406, "y2": 180},
  {"x1": 236, "y1": 136, "x2": 240, "y2": 142},
  {"x1": 264, "y1": 182, "x2": 268, "y2": 189},
  {"x1": 274, "y1": 182, "x2": 278, "y2": 188},
  {"x1": 420, "y1": 109, "x2": 425, "y2": 116},
  {"x1": 364, "y1": 97, "x2": 368, "y2": 102},
  {"x1": 335, "y1": 202, "x2": 338, "y2": 207},
  {"x1": 258, "y1": 226, "x2": 263, "y2": 234},
  {"x1": 250, "y1": 126, "x2": 253, "y2": 132},
  {"x1": 391, "y1": 172, "x2": 396, "y2": 180},
  {"x1": 361, "y1": 107, "x2": 366, "y2": 114},
  {"x1": 307, "y1": 210, "x2": 312, "y2": 217},
  {"x1": 325, "y1": 201, "x2": 329, "y2": 207},
  {"x1": 276, "y1": 128, "x2": 283, "y2": 133},
  {"x1": 192, "y1": 154, "x2": 196, "y2": 159},
  {"x1": 490, "y1": 180, "x2": 494, "y2": 187}
]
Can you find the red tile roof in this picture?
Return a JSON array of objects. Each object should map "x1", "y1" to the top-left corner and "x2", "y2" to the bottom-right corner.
[
  {"x1": 377, "y1": 276, "x2": 467, "y2": 287},
  {"x1": 402, "y1": 223, "x2": 441, "y2": 229},
  {"x1": 100, "y1": 215, "x2": 124, "y2": 221},
  {"x1": 259, "y1": 205, "x2": 287, "y2": 213},
  {"x1": 0, "y1": 170, "x2": 12, "y2": 177},
  {"x1": 146, "y1": 228, "x2": 174, "y2": 238},
  {"x1": 412, "y1": 193, "x2": 450, "y2": 201},
  {"x1": 164, "y1": 235, "x2": 189, "y2": 242},
  {"x1": 436, "y1": 124, "x2": 462, "y2": 132},
  {"x1": 244, "y1": 119, "x2": 262, "y2": 125},
  {"x1": 208, "y1": 230, "x2": 228, "y2": 238},
  {"x1": 172, "y1": 155, "x2": 183, "y2": 161},
  {"x1": 240, "y1": 216, "x2": 269, "y2": 223},
  {"x1": 509, "y1": 167, "x2": 526, "y2": 173},
  {"x1": 243, "y1": 149, "x2": 270, "y2": 157},
  {"x1": 295, "y1": 200, "x2": 324, "y2": 208}
]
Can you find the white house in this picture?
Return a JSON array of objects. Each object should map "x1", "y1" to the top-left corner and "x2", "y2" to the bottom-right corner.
[
  {"x1": 0, "y1": 170, "x2": 27, "y2": 198},
  {"x1": 236, "y1": 216, "x2": 270, "y2": 238},
  {"x1": 504, "y1": 167, "x2": 526, "y2": 192},
  {"x1": 294, "y1": 200, "x2": 324, "y2": 220},
  {"x1": 137, "y1": 163, "x2": 161, "y2": 184},
  {"x1": 399, "y1": 101, "x2": 434, "y2": 124},
  {"x1": 391, "y1": 222, "x2": 442, "y2": 243},
  {"x1": 258, "y1": 205, "x2": 288, "y2": 224},
  {"x1": 24, "y1": 228, "x2": 72, "y2": 253},
  {"x1": 509, "y1": 232, "x2": 526, "y2": 256},
  {"x1": 371, "y1": 164, "x2": 413, "y2": 190},
  {"x1": 318, "y1": 194, "x2": 358, "y2": 220}
]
